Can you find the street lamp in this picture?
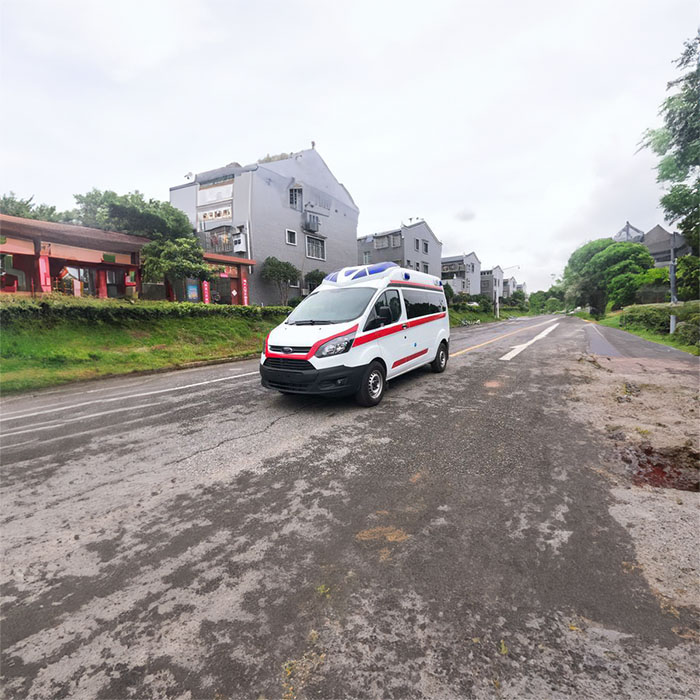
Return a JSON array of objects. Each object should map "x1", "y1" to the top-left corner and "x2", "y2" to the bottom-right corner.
[{"x1": 670, "y1": 232, "x2": 678, "y2": 334}]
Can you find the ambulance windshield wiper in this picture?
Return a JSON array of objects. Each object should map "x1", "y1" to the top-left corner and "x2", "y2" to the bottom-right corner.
[{"x1": 294, "y1": 319, "x2": 332, "y2": 325}]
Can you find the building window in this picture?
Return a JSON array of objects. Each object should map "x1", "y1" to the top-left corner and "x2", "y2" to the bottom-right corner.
[
  {"x1": 286, "y1": 229, "x2": 297, "y2": 245},
  {"x1": 391, "y1": 234, "x2": 401, "y2": 247},
  {"x1": 406, "y1": 259, "x2": 411, "y2": 267},
  {"x1": 423, "y1": 240, "x2": 429, "y2": 254},
  {"x1": 374, "y1": 236, "x2": 389, "y2": 249},
  {"x1": 306, "y1": 235, "x2": 326, "y2": 261},
  {"x1": 289, "y1": 187, "x2": 302, "y2": 211},
  {"x1": 363, "y1": 251, "x2": 370, "y2": 265},
  {"x1": 415, "y1": 262, "x2": 420, "y2": 270},
  {"x1": 414, "y1": 239, "x2": 420, "y2": 251},
  {"x1": 422, "y1": 263, "x2": 429, "y2": 273},
  {"x1": 289, "y1": 279, "x2": 300, "y2": 288}
]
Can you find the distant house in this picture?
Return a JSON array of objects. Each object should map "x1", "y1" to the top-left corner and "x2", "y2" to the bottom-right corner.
[
  {"x1": 480, "y1": 266, "x2": 503, "y2": 303},
  {"x1": 503, "y1": 276, "x2": 517, "y2": 298},
  {"x1": 613, "y1": 221, "x2": 645, "y2": 243},
  {"x1": 642, "y1": 225, "x2": 691, "y2": 266},
  {"x1": 441, "y1": 252, "x2": 480, "y2": 295},
  {"x1": 515, "y1": 282, "x2": 528, "y2": 297},
  {"x1": 612, "y1": 221, "x2": 691, "y2": 268},
  {"x1": 357, "y1": 220, "x2": 442, "y2": 277},
  {"x1": 170, "y1": 147, "x2": 359, "y2": 305}
]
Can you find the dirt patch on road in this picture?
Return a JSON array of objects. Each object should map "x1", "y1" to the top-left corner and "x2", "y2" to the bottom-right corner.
[{"x1": 569, "y1": 353, "x2": 700, "y2": 610}]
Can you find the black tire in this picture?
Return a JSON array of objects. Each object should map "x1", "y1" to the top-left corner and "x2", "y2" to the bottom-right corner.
[
  {"x1": 355, "y1": 361, "x2": 386, "y2": 407},
  {"x1": 431, "y1": 341, "x2": 448, "y2": 373}
]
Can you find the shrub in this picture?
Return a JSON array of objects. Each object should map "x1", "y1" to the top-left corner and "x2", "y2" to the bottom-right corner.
[
  {"x1": 0, "y1": 295, "x2": 291, "y2": 325},
  {"x1": 675, "y1": 314, "x2": 700, "y2": 346},
  {"x1": 619, "y1": 301, "x2": 700, "y2": 334},
  {"x1": 620, "y1": 306, "x2": 670, "y2": 333}
]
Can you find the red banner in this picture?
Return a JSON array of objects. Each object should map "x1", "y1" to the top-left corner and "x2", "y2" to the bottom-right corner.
[
  {"x1": 242, "y1": 277, "x2": 249, "y2": 305},
  {"x1": 202, "y1": 280, "x2": 211, "y2": 304}
]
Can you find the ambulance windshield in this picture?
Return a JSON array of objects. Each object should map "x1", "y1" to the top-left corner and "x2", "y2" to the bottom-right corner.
[{"x1": 286, "y1": 287, "x2": 376, "y2": 325}]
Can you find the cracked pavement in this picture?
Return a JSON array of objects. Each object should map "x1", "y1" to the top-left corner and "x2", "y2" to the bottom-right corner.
[{"x1": 1, "y1": 316, "x2": 698, "y2": 698}]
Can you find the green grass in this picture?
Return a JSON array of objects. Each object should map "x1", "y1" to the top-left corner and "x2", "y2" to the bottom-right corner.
[
  {"x1": 597, "y1": 313, "x2": 699, "y2": 356},
  {"x1": 0, "y1": 315, "x2": 285, "y2": 393}
]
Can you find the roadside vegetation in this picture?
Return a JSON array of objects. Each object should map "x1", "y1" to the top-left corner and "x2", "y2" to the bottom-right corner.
[{"x1": 0, "y1": 296, "x2": 288, "y2": 393}]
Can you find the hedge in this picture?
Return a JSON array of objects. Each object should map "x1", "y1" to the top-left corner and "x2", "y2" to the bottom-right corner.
[
  {"x1": 619, "y1": 301, "x2": 700, "y2": 337},
  {"x1": 0, "y1": 295, "x2": 291, "y2": 324}
]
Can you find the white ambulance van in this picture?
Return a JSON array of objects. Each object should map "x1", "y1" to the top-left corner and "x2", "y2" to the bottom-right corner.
[{"x1": 260, "y1": 262, "x2": 450, "y2": 406}]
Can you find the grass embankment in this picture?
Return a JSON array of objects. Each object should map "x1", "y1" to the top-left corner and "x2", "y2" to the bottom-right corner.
[
  {"x1": 1, "y1": 315, "x2": 285, "y2": 393},
  {"x1": 0, "y1": 296, "x2": 290, "y2": 393},
  {"x1": 597, "y1": 311, "x2": 699, "y2": 356}
]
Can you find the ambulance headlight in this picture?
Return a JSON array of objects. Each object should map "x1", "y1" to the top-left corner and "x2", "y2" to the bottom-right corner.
[{"x1": 315, "y1": 332, "x2": 356, "y2": 358}]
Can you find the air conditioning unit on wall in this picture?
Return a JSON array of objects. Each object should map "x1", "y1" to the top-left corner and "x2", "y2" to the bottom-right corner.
[
  {"x1": 233, "y1": 237, "x2": 246, "y2": 253},
  {"x1": 303, "y1": 213, "x2": 320, "y2": 233}
]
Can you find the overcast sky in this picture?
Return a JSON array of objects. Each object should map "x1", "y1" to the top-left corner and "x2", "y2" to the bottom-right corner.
[{"x1": 1, "y1": 0, "x2": 697, "y2": 291}]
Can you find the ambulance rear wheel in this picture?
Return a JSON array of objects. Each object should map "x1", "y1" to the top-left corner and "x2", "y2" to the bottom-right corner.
[
  {"x1": 356, "y1": 361, "x2": 385, "y2": 407},
  {"x1": 431, "y1": 342, "x2": 448, "y2": 373}
]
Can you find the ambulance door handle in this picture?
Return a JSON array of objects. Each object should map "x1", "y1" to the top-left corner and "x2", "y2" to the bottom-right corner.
[{"x1": 402, "y1": 323, "x2": 408, "y2": 330}]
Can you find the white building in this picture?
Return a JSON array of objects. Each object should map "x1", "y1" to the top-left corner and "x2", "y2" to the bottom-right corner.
[{"x1": 170, "y1": 148, "x2": 359, "y2": 305}]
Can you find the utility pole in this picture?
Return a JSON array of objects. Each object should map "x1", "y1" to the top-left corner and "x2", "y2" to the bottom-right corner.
[{"x1": 669, "y1": 232, "x2": 677, "y2": 334}]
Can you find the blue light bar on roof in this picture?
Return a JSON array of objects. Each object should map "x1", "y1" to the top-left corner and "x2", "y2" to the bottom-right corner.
[
  {"x1": 344, "y1": 268, "x2": 358, "y2": 277},
  {"x1": 352, "y1": 268, "x2": 368, "y2": 279},
  {"x1": 367, "y1": 262, "x2": 398, "y2": 275},
  {"x1": 324, "y1": 271, "x2": 339, "y2": 283}
]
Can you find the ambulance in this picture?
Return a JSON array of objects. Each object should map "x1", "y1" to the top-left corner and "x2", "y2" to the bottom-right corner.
[{"x1": 259, "y1": 262, "x2": 450, "y2": 406}]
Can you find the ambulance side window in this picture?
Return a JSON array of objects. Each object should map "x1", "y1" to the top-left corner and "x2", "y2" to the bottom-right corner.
[{"x1": 364, "y1": 290, "x2": 401, "y2": 331}]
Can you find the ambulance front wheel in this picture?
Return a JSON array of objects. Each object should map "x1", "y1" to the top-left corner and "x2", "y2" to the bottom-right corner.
[
  {"x1": 431, "y1": 341, "x2": 448, "y2": 373},
  {"x1": 356, "y1": 361, "x2": 385, "y2": 407}
]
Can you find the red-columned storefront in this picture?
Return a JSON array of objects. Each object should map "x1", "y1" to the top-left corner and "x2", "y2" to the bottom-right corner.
[{"x1": 0, "y1": 215, "x2": 146, "y2": 298}]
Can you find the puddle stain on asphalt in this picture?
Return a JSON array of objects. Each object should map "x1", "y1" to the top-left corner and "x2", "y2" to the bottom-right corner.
[{"x1": 355, "y1": 526, "x2": 410, "y2": 543}]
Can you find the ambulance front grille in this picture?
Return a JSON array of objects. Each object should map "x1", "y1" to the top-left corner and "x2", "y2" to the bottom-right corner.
[{"x1": 264, "y1": 358, "x2": 315, "y2": 371}]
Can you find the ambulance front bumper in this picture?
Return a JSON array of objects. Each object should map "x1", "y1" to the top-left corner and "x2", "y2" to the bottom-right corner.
[{"x1": 260, "y1": 359, "x2": 365, "y2": 395}]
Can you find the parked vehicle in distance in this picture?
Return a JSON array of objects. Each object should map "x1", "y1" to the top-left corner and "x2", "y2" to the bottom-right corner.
[{"x1": 259, "y1": 263, "x2": 450, "y2": 406}]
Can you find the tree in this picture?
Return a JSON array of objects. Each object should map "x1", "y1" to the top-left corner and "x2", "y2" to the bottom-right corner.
[
  {"x1": 261, "y1": 257, "x2": 301, "y2": 305},
  {"x1": 562, "y1": 239, "x2": 654, "y2": 315},
  {"x1": 304, "y1": 269, "x2": 326, "y2": 292},
  {"x1": 0, "y1": 191, "x2": 65, "y2": 221},
  {"x1": 643, "y1": 35, "x2": 700, "y2": 254},
  {"x1": 676, "y1": 255, "x2": 700, "y2": 300},
  {"x1": 528, "y1": 290, "x2": 547, "y2": 314},
  {"x1": 443, "y1": 282, "x2": 454, "y2": 306},
  {"x1": 545, "y1": 297, "x2": 563, "y2": 313}
]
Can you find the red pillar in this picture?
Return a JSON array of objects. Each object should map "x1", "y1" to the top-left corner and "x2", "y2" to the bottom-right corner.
[
  {"x1": 97, "y1": 269, "x2": 108, "y2": 299},
  {"x1": 36, "y1": 255, "x2": 52, "y2": 293},
  {"x1": 240, "y1": 266, "x2": 250, "y2": 306}
]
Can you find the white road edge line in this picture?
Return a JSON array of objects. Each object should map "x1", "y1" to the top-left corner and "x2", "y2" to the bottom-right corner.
[
  {"x1": 0, "y1": 371, "x2": 260, "y2": 423},
  {"x1": 0, "y1": 400, "x2": 171, "y2": 437},
  {"x1": 499, "y1": 323, "x2": 559, "y2": 361}
]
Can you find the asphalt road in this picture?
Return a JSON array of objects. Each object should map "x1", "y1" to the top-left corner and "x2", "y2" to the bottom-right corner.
[{"x1": 1, "y1": 316, "x2": 698, "y2": 698}]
